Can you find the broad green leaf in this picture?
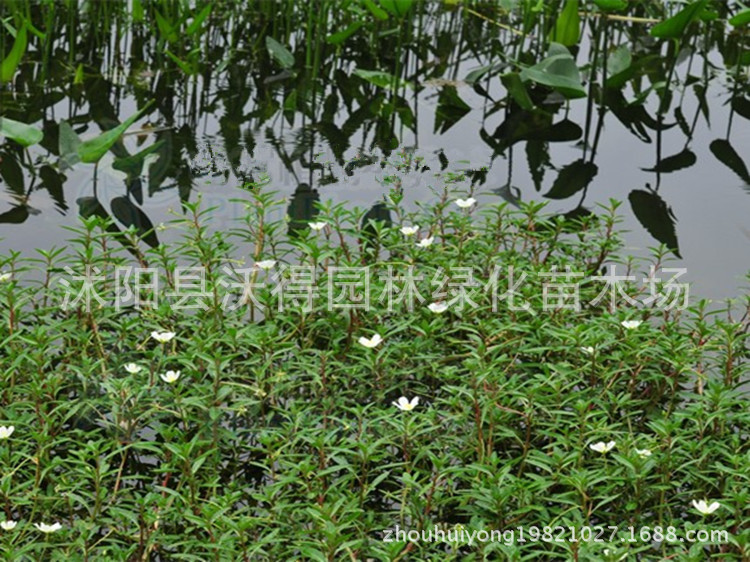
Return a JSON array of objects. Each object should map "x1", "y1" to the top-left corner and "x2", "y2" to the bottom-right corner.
[
  {"x1": 729, "y1": 8, "x2": 750, "y2": 27},
  {"x1": 550, "y1": 0, "x2": 580, "y2": 47},
  {"x1": 0, "y1": 22, "x2": 27, "y2": 84},
  {"x1": 0, "y1": 116, "x2": 43, "y2": 147},
  {"x1": 77, "y1": 102, "x2": 153, "y2": 163},
  {"x1": 628, "y1": 189, "x2": 681, "y2": 257},
  {"x1": 520, "y1": 43, "x2": 586, "y2": 99},
  {"x1": 501, "y1": 72, "x2": 534, "y2": 110},
  {"x1": 265, "y1": 36, "x2": 295, "y2": 69},
  {"x1": 544, "y1": 159, "x2": 598, "y2": 199},
  {"x1": 327, "y1": 21, "x2": 364, "y2": 45},
  {"x1": 592, "y1": 0, "x2": 627, "y2": 11},
  {"x1": 58, "y1": 121, "x2": 82, "y2": 169},
  {"x1": 650, "y1": 0, "x2": 707, "y2": 39},
  {"x1": 186, "y1": 4, "x2": 212, "y2": 36},
  {"x1": 353, "y1": 68, "x2": 412, "y2": 91}
]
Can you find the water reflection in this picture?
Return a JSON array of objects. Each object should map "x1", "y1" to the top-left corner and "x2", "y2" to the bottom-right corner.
[{"x1": 1, "y1": 1, "x2": 749, "y2": 296}]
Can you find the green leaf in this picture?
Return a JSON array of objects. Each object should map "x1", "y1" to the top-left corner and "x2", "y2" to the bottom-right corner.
[
  {"x1": 379, "y1": 0, "x2": 414, "y2": 18},
  {"x1": 592, "y1": 0, "x2": 627, "y2": 11},
  {"x1": 544, "y1": 159, "x2": 598, "y2": 199},
  {"x1": 520, "y1": 43, "x2": 586, "y2": 99},
  {"x1": 465, "y1": 62, "x2": 505, "y2": 85},
  {"x1": 77, "y1": 102, "x2": 153, "y2": 164},
  {"x1": 73, "y1": 63, "x2": 85, "y2": 85},
  {"x1": 113, "y1": 141, "x2": 164, "y2": 179},
  {"x1": 58, "y1": 121, "x2": 82, "y2": 169},
  {"x1": 265, "y1": 36, "x2": 295, "y2": 69},
  {"x1": 550, "y1": 0, "x2": 580, "y2": 47},
  {"x1": 501, "y1": 72, "x2": 535, "y2": 110},
  {"x1": 131, "y1": 0, "x2": 144, "y2": 23},
  {"x1": 361, "y1": 0, "x2": 389, "y2": 19},
  {"x1": 154, "y1": 10, "x2": 178, "y2": 43},
  {"x1": 327, "y1": 21, "x2": 364, "y2": 45},
  {"x1": 186, "y1": 4, "x2": 212, "y2": 36},
  {"x1": 165, "y1": 49, "x2": 198, "y2": 75},
  {"x1": 0, "y1": 116, "x2": 43, "y2": 147},
  {"x1": 729, "y1": 8, "x2": 750, "y2": 27},
  {"x1": 353, "y1": 68, "x2": 412, "y2": 91},
  {"x1": 650, "y1": 0, "x2": 707, "y2": 39},
  {"x1": 0, "y1": 22, "x2": 27, "y2": 84}
]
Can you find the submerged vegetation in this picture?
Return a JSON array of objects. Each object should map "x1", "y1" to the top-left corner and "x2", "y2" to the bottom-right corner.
[{"x1": 1, "y1": 0, "x2": 750, "y2": 560}]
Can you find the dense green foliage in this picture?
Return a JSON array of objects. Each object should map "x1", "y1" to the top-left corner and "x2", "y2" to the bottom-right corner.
[{"x1": 0, "y1": 175, "x2": 748, "y2": 559}]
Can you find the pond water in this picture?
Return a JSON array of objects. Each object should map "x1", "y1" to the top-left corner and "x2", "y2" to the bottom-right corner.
[{"x1": 1, "y1": 2, "x2": 749, "y2": 300}]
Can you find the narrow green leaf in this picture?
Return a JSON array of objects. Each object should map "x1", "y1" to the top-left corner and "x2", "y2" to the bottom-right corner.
[
  {"x1": 77, "y1": 102, "x2": 153, "y2": 164},
  {"x1": 501, "y1": 72, "x2": 535, "y2": 110},
  {"x1": 353, "y1": 68, "x2": 412, "y2": 91},
  {"x1": 186, "y1": 4, "x2": 212, "y2": 36},
  {"x1": 550, "y1": 0, "x2": 580, "y2": 47},
  {"x1": 592, "y1": 0, "x2": 627, "y2": 11},
  {"x1": 0, "y1": 23, "x2": 27, "y2": 83},
  {"x1": 327, "y1": 21, "x2": 364, "y2": 45},
  {"x1": 650, "y1": 0, "x2": 707, "y2": 39},
  {"x1": 361, "y1": 0, "x2": 389, "y2": 19}
]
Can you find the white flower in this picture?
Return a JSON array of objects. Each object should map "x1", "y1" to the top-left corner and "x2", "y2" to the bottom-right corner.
[
  {"x1": 124, "y1": 363, "x2": 143, "y2": 374},
  {"x1": 34, "y1": 522, "x2": 62, "y2": 533},
  {"x1": 692, "y1": 499, "x2": 721, "y2": 515},
  {"x1": 358, "y1": 334, "x2": 383, "y2": 348},
  {"x1": 156, "y1": 223, "x2": 168, "y2": 232},
  {"x1": 581, "y1": 346, "x2": 595, "y2": 355},
  {"x1": 0, "y1": 520, "x2": 17, "y2": 531},
  {"x1": 0, "y1": 272, "x2": 11, "y2": 282},
  {"x1": 635, "y1": 448, "x2": 652, "y2": 458},
  {"x1": 254, "y1": 259, "x2": 277, "y2": 270},
  {"x1": 392, "y1": 396, "x2": 419, "y2": 411},
  {"x1": 621, "y1": 320, "x2": 642, "y2": 330},
  {"x1": 0, "y1": 426, "x2": 14, "y2": 439},
  {"x1": 160, "y1": 370, "x2": 181, "y2": 384},
  {"x1": 308, "y1": 221, "x2": 327, "y2": 231},
  {"x1": 455, "y1": 197, "x2": 476, "y2": 209},
  {"x1": 589, "y1": 440, "x2": 616, "y2": 454},
  {"x1": 151, "y1": 331, "x2": 176, "y2": 343},
  {"x1": 428, "y1": 302, "x2": 449, "y2": 314},
  {"x1": 400, "y1": 225, "x2": 419, "y2": 236},
  {"x1": 416, "y1": 236, "x2": 434, "y2": 248}
]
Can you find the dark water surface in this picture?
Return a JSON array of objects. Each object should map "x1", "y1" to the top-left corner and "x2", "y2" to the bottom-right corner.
[{"x1": 1, "y1": 1, "x2": 749, "y2": 300}]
